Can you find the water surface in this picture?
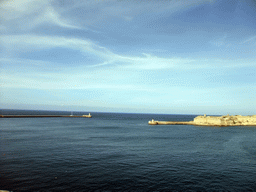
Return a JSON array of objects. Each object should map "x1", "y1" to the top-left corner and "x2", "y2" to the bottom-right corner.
[{"x1": 1, "y1": 110, "x2": 256, "y2": 191}]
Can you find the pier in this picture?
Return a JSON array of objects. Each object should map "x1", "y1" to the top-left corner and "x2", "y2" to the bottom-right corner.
[
  {"x1": 148, "y1": 119, "x2": 193, "y2": 125},
  {"x1": 1, "y1": 113, "x2": 92, "y2": 118}
]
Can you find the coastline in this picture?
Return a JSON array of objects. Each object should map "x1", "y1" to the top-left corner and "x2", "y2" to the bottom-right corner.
[{"x1": 149, "y1": 114, "x2": 256, "y2": 126}]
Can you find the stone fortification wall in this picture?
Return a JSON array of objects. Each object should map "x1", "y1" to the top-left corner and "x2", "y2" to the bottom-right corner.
[{"x1": 193, "y1": 115, "x2": 256, "y2": 126}]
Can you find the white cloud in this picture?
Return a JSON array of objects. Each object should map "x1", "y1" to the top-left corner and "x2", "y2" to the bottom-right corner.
[
  {"x1": 0, "y1": 0, "x2": 80, "y2": 31},
  {"x1": 1, "y1": 34, "x2": 254, "y2": 71},
  {"x1": 33, "y1": 5, "x2": 80, "y2": 29},
  {"x1": 0, "y1": 34, "x2": 194, "y2": 70},
  {"x1": 0, "y1": 35, "x2": 113, "y2": 59},
  {"x1": 0, "y1": 0, "x2": 217, "y2": 34},
  {"x1": 46, "y1": 0, "x2": 216, "y2": 29},
  {"x1": 0, "y1": 0, "x2": 48, "y2": 20}
]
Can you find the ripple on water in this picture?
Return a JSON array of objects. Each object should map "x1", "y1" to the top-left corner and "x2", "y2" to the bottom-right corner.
[{"x1": 1, "y1": 113, "x2": 256, "y2": 191}]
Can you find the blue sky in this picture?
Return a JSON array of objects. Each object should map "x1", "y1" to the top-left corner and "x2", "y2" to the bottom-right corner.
[{"x1": 0, "y1": 0, "x2": 255, "y2": 115}]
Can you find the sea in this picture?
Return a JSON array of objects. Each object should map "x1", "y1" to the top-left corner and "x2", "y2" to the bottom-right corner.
[{"x1": 1, "y1": 109, "x2": 256, "y2": 192}]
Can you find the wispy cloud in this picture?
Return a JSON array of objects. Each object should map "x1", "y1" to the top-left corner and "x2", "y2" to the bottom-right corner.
[
  {"x1": 241, "y1": 35, "x2": 256, "y2": 44},
  {"x1": 0, "y1": 0, "x2": 48, "y2": 20},
  {"x1": 0, "y1": 0, "x2": 80, "y2": 31},
  {"x1": 1, "y1": 34, "x2": 253, "y2": 71},
  {"x1": 45, "y1": 0, "x2": 216, "y2": 29},
  {"x1": 0, "y1": 35, "x2": 113, "y2": 59},
  {"x1": 34, "y1": 5, "x2": 80, "y2": 29},
  {"x1": 115, "y1": 54, "x2": 196, "y2": 70},
  {"x1": 1, "y1": 0, "x2": 255, "y2": 114},
  {"x1": 0, "y1": 34, "x2": 193, "y2": 69}
]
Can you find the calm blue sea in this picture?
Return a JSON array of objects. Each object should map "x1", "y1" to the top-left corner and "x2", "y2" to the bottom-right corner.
[{"x1": 1, "y1": 109, "x2": 256, "y2": 191}]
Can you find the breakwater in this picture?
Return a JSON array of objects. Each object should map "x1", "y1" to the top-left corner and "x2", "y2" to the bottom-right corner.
[
  {"x1": 1, "y1": 114, "x2": 92, "y2": 118},
  {"x1": 149, "y1": 114, "x2": 256, "y2": 126}
]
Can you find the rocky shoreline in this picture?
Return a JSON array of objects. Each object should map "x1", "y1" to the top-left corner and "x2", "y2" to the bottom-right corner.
[{"x1": 148, "y1": 114, "x2": 256, "y2": 126}]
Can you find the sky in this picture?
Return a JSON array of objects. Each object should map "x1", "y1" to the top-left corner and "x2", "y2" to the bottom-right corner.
[{"x1": 0, "y1": 0, "x2": 256, "y2": 115}]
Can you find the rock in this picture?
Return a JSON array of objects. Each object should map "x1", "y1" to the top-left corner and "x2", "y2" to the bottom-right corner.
[
  {"x1": 149, "y1": 115, "x2": 256, "y2": 126},
  {"x1": 193, "y1": 115, "x2": 256, "y2": 126}
]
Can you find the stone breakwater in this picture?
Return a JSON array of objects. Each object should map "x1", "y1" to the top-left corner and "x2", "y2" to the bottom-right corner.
[
  {"x1": 1, "y1": 113, "x2": 92, "y2": 118},
  {"x1": 148, "y1": 115, "x2": 256, "y2": 126}
]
